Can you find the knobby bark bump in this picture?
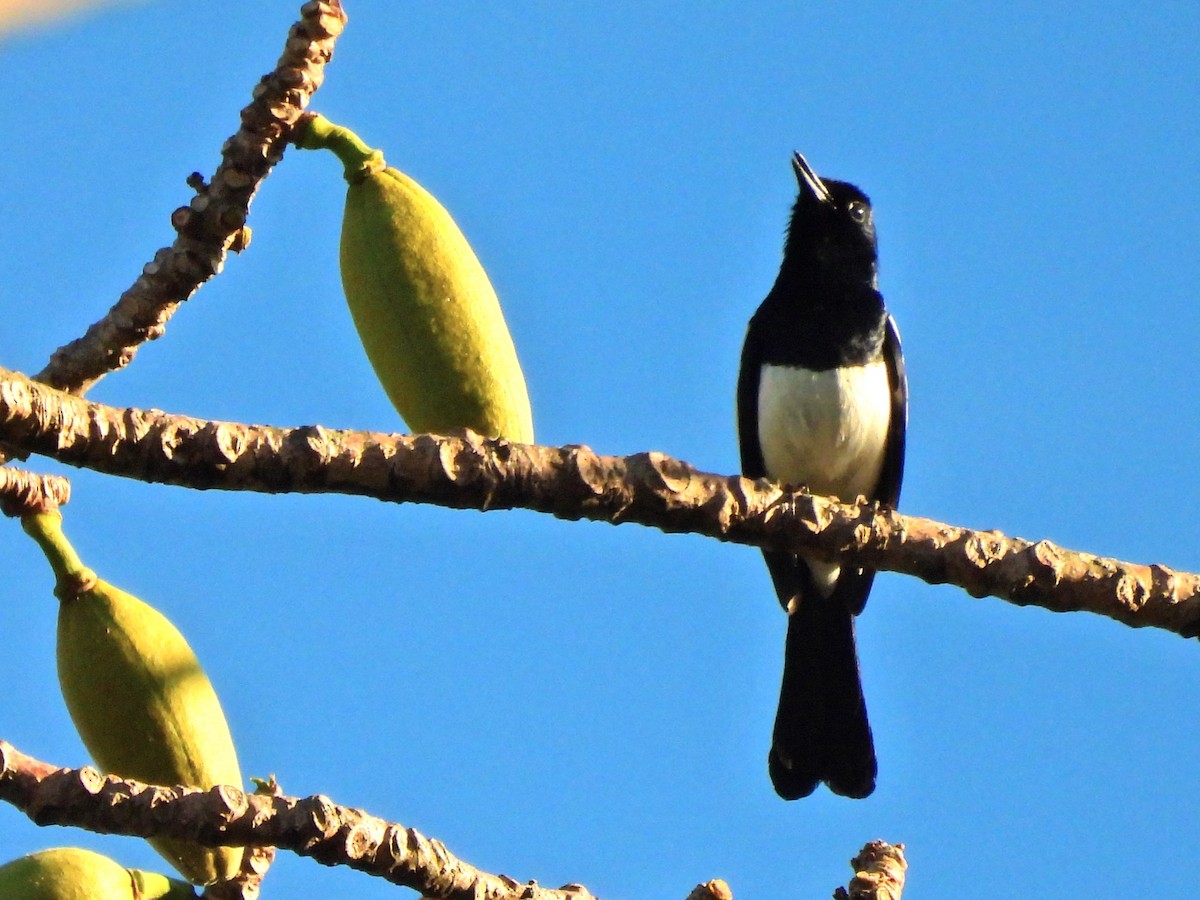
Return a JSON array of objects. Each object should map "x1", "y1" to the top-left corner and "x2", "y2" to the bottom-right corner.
[{"x1": 1, "y1": 365, "x2": 1197, "y2": 639}]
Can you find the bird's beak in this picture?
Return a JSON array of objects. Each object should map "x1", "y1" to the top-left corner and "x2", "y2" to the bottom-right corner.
[{"x1": 792, "y1": 151, "x2": 833, "y2": 204}]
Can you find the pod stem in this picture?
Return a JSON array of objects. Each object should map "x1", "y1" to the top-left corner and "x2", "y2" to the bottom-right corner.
[
  {"x1": 129, "y1": 868, "x2": 200, "y2": 899},
  {"x1": 21, "y1": 509, "x2": 97, "y2": 601},
  {"x1": 293, "y1": 112, "x2": 386, "y2": 184}
]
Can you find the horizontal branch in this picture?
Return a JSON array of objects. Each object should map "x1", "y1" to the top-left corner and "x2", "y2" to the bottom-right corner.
[
  {"x1": 1, "y1": 366, "x2": 1197, "y2": 637},
  {"x1": 34, "y1": 0, "x2": 347, "y2": 397},
  {"x1": 0, "y1": 741, "x2": 598, "y2": 900}
]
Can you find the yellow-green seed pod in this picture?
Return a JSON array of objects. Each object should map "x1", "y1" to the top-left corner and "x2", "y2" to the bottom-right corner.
[
  {"x1": 0, "y1": 847, "x2": 197, "y2": 899},
  {"x1": 22, "y1": 512, "x2": 244, "y2": 887},
  {"x1": 296, "y1": 113, "x2": 535, "y2": 443}
]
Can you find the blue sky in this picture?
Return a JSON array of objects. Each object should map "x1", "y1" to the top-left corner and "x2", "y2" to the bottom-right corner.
[{"x1": 2, "y1": 2, "x2": 1199, "y2": 897}]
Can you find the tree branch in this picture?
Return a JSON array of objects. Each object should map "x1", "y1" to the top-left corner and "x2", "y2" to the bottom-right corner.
[
  {"x1": 0, "y1": 466, "x2": 69, "y2": 516},
  {"x1": 34, "y1": 0, "x2": 347, "y2": 397},
  {"x1": 834, "y1": 841, "x2": 907, "y2": 900},
  {"x1": 198, "y1": 778, "x2": 281, "y2": 900},
  {"x1": 0, "y1": 740, "x2": 600, "y2": 900},
  {"x1": 1, "y1": 366, "x2": 1197, "y2": 638},
  {"x1": 685, "y1": 880, "x2": 733, "y2": 900}
]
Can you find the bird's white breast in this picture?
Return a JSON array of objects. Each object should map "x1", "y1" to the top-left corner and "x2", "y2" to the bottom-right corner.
[{"x1": 757, "y1": 361, "x2": 892, "y2": 594}]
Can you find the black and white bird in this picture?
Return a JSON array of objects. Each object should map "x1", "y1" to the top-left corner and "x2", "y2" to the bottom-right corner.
[{"x1": 737, "y1": 152, "x2": 907, "y2": 800}]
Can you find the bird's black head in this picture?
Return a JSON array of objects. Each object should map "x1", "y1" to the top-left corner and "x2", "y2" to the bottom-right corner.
[{"x1": 781, "y1": 152, "x2": 877, "y2": 286}]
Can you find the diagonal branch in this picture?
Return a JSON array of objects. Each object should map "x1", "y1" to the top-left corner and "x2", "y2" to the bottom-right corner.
[
  {"x1": 0, "y1": 740, "x2": 599, "y2": 900},
  {"x1": 34, "y1": 0, "x2": 347, "y2": 397},
  {"x1": 1, "y1": 365, "x2": 1197, "y2": 637}
]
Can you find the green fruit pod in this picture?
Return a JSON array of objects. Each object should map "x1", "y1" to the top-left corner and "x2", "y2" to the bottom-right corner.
[
  {"x1": 22, "y1": 512, "x2": 244, "y2": 887},
  {"x1": 297, "y1": 113, "x2": 535, "y2": 443},
  {"x1": 0, "y1": 847, "x2": 197, "y2": 899}
]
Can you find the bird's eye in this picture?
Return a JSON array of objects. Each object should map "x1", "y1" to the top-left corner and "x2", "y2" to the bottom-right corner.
[{"x1": 847, "y1": 201, "x2": 869, "y2": 223}]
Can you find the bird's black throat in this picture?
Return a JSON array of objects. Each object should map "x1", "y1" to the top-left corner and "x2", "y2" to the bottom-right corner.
[
  {"x1": 752, "y1": 174, "x2": 887, "y2": 370},
  {"x1": 749, "y1": 285, "x2": 888, "y2": 370}
]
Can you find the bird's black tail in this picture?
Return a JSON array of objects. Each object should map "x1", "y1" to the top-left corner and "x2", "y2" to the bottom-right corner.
[{"x1": 769, "y1": 591, "x2": 876, "y2": 799}]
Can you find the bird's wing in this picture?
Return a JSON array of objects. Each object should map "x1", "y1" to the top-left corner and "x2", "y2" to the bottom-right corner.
[
  {"x1": 877, "y1": 314, "x2": 907, "y2": 508},
  {"x1": 736, "y1": 323, "x2": 766, "y2": 478},
  {"x1": 738, "y1": 323, "x2": 791, "y2": 601}
]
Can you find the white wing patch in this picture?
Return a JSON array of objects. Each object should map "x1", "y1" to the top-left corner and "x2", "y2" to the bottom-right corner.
[{"x1": 757, "y1": 360, "x2": 892, "y2": 594}]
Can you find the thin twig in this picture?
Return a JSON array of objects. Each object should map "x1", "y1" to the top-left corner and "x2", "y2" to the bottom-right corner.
[{"x1": 1, "y1": 365, "x2": 1197, "y2": 637}]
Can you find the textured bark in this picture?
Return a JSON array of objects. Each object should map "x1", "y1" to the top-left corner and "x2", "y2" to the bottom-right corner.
[
  {"x1": 834, "y1": 841, "x2": 907, "y2": 900},
  {"x1": 200, "y1": 779, "x2": 280, "y2": 900},
  {"x1": 0, "y1": 741, "x2": 598, "y2": 900},
  {"x1": 685, "y1": 881, "x2": 733, "y2": 900},
  {"x1": 0, "y1": 467, "x2": 69, "y2": 516},
  {"x1": 33, "y1": 0, "x2": 347, "y2": 397},
  {"x1": 1, "y1": 365, "x2": 1198, "y2": 638}
]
